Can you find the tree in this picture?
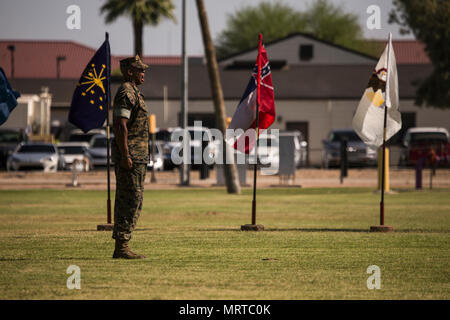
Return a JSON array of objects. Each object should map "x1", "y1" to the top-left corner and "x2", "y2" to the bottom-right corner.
[
  {"x1": 389, "y1": 0, "x2": 450, "y2": 108},
  {"x1": 215, "y1": 0, "x2": 376, "y2": 59},
  {"x1": 196, "y1": 0, "x2": 241, "y2": 194},
  {"x1": 215, "y1": 2, "x2": 306, "y2": 59},
  {"x1": 302, "y1": 0, "x2": 376, "y2": 56},
  {"x1": 100, "y1": 0, "x2": 176, "y2": 57}
]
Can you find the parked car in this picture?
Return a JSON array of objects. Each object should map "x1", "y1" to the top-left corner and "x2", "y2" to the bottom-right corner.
[
  {"x1": 296, "y1": 131, "x2": 308, "y2": 167},
  {"x1": 171, "y1": 126, "x2": 217, "y2": 170},
  {"x1": 68, "y1": 128, "x2": 107, "y2": 143},
  {"x1": 88, "y1": 134, "x2": 114, "y2": 167},
  {"x1": 154, "y1": 127, "x2": 182, "y2": 170},
  {"x1": 247, "y1": 133, "x2": 280, "y2": 172},
  {"x1": 322, "y1": 129, "x2": 377, "y2": 168},
  {"x1": 7, "y1": 142, "x2": 64, "y2": 172},
  {"x1": 148, "y1": 140, "x2": 164, "y2": 171},
  {"x1": 279, "y1": 130, "x2": 308, "y2": 168},
  {"x1": 57, "y1": 142, "x2": 93, "y2": 171},
  {"x1": 0, "y1": 129, "x2": 28, "y2": 170},
  {"x1": 399, "y1": 127, "x2": 450, "y2": 167}
]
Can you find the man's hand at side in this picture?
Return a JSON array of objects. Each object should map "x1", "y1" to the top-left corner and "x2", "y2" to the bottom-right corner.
[{"x1": 120, "y1": 156, "x2": 133, "y2": 170}]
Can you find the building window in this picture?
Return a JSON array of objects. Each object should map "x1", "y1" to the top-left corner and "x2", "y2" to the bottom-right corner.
[{"x1": 299, "y1": 44, "x2": 314, "y2": 61}]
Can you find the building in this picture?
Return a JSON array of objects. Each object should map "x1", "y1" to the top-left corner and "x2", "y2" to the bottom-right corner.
[
  {"x1": 1, "y1": 34, "x2": 448, "y2": 166},
  {"x1": 0, "y1": 40, "x2": 183, "y2": 79},
  {"x1": 1, "y1": 87, "x2": 52, "y2": 139}
]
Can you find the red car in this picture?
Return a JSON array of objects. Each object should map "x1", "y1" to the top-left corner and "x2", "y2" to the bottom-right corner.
[{"x1": 399, "y1": 127, "x2": 450, "y2": 167}]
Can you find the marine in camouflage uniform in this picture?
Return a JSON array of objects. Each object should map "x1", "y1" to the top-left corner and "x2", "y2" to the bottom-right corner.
[{"x1": 111, "y1": 55, "x2": 149, "y2": 259}]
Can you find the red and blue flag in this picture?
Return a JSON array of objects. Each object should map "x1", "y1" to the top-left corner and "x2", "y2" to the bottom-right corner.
[{"x1": 228, "y1": 40, "x2": 275, "y2": 153}]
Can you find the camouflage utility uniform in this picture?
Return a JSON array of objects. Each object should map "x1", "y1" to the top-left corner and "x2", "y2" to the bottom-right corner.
[{"x1": 111, "y1": 81, "x2": 149, "y2": 242}]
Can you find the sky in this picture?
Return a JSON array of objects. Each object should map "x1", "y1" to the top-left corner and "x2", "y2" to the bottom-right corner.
[{"x1": 0, "y1": 0, "x2": 414, "y2": 56}]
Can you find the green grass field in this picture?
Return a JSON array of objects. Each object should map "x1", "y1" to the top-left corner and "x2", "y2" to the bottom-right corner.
[{"x1": 0, "y1": 187, "x2": 449, "y2": 299}]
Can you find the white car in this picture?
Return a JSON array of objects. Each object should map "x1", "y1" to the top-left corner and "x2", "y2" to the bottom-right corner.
[
  {"x1": 155, "y1": 127, "x2": 182, "y2": 170},
  {"x1": 401, "y1": 127, "x2": 449, "y2": 148},
  {"x1": 279, "y1": 131, "x2": 308, "y2": 168},
  {"x1": 171, "y1": 126, "x2": 217, "y2": 169},
  {"x1": 148, "y1": 140, "x2": 164, "y2": 171},
  {"x1": 247, "y1": 133, "x2": 279, "y2": 172},
  {"x1": 88, "y1": 134, "x2": 113, "y2": 167},
  {"x1": 399, "y1": 127, "x2": 450, "y2": 166},
  {"x1": 57, "y1": 142, "x2": 93, "y2": 171},
  {"x1": 7, "y1": 143, "x2": 63, "y2": 172},
  {"x1": 68, "y1": 128, "x2": 107, "y2": 143}
]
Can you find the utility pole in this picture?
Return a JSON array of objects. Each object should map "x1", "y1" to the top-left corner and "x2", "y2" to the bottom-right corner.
[
  {"x1": 180, "y1": 0, "x2": 190, "y2": 185},
  {"x1": 7, "y1": 45, "x2": 15, "y2": 79},
  {"x1": 57, "y1": 56, "x2": 66, "y2": 79}
]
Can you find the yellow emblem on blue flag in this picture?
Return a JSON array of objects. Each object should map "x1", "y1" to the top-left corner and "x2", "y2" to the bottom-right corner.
[{"x1": 69, "y1": 38, "x2": 110, "y2": 133}]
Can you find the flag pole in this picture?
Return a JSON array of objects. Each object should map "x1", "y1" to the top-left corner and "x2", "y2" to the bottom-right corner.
[
  {"x1": 242, "y1": 34, "x2": 264, "y2": 231},
  {"x1": 380, "y1": 107, "x2": 388, "y2": 226},
  {"x1": 372, "y1": 32, "x2": 394, "y2": 233},
  {"x1": 98, "y1": 32, "x2": 113, "y2": 231}
]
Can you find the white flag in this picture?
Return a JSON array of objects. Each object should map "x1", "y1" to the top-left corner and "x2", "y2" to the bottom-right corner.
[{"x1": 352, "y1": 34, "x2": 402, "y2": 148}]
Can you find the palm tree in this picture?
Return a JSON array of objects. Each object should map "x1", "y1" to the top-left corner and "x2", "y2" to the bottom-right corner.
[
  {"x1": 100, "y1": 0, "x2": 176, "y2": 57},
  {"x1": 196, "y1": 0, "x2": 241, "y2": 194}
]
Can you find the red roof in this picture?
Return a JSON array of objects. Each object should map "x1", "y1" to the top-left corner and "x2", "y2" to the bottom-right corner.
[
  {"x1": 373, "y1": 40, "x2": 431, "y2": 64},
  {"x1": 0, "y1": 39, "x2": 430, "y2": 79},
  {"x1": 0, "y1": 40, "x2": 98, "y2": 79},
  {"x1": 393, "y1": 40, "x2": 430, "y2": 64},
  {"x1": 0, "y1": 40, "x2": 182, "y2": 79}
]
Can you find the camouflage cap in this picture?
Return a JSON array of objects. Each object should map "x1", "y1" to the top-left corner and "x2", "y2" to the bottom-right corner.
[{"x1": 120, "y1": 55, "x2": 149, "y2": 71}]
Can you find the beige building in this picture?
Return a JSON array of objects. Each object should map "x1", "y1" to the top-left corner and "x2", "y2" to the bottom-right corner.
[
  {"x1": 4, "y1": 34, "x2": 448, "y2": 166},
  {"x1": 2, "y1": 88, "x2": 52, "y2": 137}
]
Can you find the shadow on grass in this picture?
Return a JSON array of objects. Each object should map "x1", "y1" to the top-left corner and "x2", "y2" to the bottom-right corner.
[
  {"x1": 0, "y1": 258, "x2": 29, "y2": 261},
  {"x1": 266, "y1": 228, "x2": 370, "y2": 233},
  {"x1": 198, "y1": 227, "x2": 450, "y2": 233},
  {"x1": 389, "y1": 228, "x2": 450, "y2": 233},
  {"x1": 74, "y1": 228, "x2": 153, "y2": 232},
  {"x1": 197, "y1": 227, "x2": 369, "y2": 233},
  {"x1": 75, "y1": 227, "x2": 450, "y2": 234},
  {"x1": 0, "y1": 257, "x2": 103, "y2": 261}
]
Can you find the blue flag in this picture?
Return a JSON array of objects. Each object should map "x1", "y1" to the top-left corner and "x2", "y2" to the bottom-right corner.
[
  {"x1": 0, "y1": 67, "x2": 21, "y2": 127},
  {"x1": 69, "y1": 38, "x2": 110, "y2": 133}
]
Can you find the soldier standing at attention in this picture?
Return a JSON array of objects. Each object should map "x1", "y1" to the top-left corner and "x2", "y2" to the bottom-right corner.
[{"x1": 111, "y1": 55, "x2": 149, "y2": 259}]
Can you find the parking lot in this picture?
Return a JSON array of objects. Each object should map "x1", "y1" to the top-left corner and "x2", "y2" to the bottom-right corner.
[{"x1": 1, "y1": 167, "x2": 449, "y2": 190}]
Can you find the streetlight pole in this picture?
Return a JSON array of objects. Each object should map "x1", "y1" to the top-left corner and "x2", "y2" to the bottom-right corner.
[
  {"x1": 56, "y1": 56, "x2": 66, "y2": 79},
  {"x1": 7, "y1": 45, "x2": 15, "y2": 79},
  {"x1": 180, "y1": 0, "x2": 190, "y2": 186}
]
